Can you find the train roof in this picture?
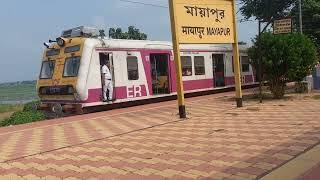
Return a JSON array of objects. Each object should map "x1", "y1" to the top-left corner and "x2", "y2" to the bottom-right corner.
[{"x1": 90, "y1": 38, "x2": 249, "y2": 52}]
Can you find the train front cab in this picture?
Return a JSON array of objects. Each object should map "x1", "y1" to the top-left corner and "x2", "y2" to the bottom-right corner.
[{"x1": 37, "y1": 37, "x2": 85, "y2": 114}]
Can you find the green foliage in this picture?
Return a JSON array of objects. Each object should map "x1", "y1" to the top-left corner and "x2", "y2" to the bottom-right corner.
[
  {"x1": 249, "y1": 32, "x2": 318, "y2": 98},
  {"x1": 0, "y1": 101, "x2": 43, "y2": 127},
  {"x1": 286, "y1": 34, "x2": 318, "y2": 81},
  {"x1": 109, "y1": 26, "x2": 147, "y2": 40},
  {"x1": 240, "y1": 0, "x2": 320, "y2": 51},
  {"x1": 291, "y1": 0, "x2": 320, "y2": 43},
  {"x1": 239, "y1": 0, "x2": 295, "y2": 23},
  {"x1": 0, "y1": 111, "x2": 45, "y2": 127},
  {"x1": 297, "y1": 0, "x2": 320, "y2": 49},
  {"x1": 23, "y1": 101, "x2": 40, "y2": 112}
]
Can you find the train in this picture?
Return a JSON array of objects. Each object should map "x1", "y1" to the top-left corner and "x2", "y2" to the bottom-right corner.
[{"x1": 37, "y1": 26, "x2": 256, "y2": 114}]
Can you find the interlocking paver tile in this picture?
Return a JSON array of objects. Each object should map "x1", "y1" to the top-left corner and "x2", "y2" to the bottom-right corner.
[{"x1": 0, "y1": 92, "x2": 319, "y2": 179}]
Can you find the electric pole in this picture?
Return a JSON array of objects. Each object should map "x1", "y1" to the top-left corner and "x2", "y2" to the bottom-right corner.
[{"x1": 299, "y1": 0, "x2": 303, "y2": 33}]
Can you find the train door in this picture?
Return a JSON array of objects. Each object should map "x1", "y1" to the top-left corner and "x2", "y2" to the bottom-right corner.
[
  {"x1": 99, "y1": 53, "x2": 116, "y2": 101},
  {"x1": 150, "y1": 54, "x2": 170, "y2": 95},
  {"x1": 212, "y1": 54, "x2": 225, "y2": 87}
]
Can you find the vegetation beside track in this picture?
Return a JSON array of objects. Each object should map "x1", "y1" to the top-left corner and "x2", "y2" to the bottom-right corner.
[
  {"x1": 0, "y1": 101, "x2": 45, "y2": 127},
  {"x1": 0, "y1": 80, "x2": 38, "y2": 123},
  {"x1": 0, "y1": 104, "x2": 24, "y2": 122}
]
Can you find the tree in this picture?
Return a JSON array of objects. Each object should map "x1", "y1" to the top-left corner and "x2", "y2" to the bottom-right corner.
[
  {"x1": 239, "y1": 0, "x2": 295, "y2": 30},
  {"x1": 238, "y1": 41, "x2": 247, "y2": 45},
  {"x1": 109, "y1": 26, "x2": 147, "y2": 40},
  {"x1": 249, "y1": 33, "x2": 318, "y2": 98},
  {"x1": 292, "y1": 0, "x2": 320, "y2": 48},
  {"x1": 240, "y1": 0, "x2": 320, "y2": 49}
]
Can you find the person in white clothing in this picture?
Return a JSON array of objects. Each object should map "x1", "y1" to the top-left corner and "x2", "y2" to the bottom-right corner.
[{"x1": 101, "y1": 61, "x2": 113, "y2": 101}]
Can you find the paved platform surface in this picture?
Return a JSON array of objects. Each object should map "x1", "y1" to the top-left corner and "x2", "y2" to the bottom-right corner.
[
  {"x1": 261, "y1": 144, "x2": 320, "y2": 180},
  {"x1": 0, "y1": 92, "x2": 319, "y2": 179},
  {"x1": 299, "y1": 162, "x2": 320, "y2": 180}
]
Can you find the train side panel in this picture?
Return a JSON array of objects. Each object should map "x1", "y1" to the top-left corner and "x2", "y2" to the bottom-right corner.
[
  {"x1": 224, "y1": 52, "x2": 255, "y2": 86},
  {"x1": 84, "y1": 48, "x2": 151, "y2": 105},
  {"x1": 112, "y1": 51, "x2": 150, "y2": 101},
  {"x1": 180, "y1": 52, "x2": 214, "y2": 91}
]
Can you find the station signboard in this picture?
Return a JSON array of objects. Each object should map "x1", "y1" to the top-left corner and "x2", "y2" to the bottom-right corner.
[
  {"x1": 273, "y1": 18, "x2": 292, "y2": 34},
  {"x1": 174, "y1": 0, "x2": 235, "y2": 44},
  {"x1": 169, "y1": 0, "x2": 243, "y2": 118}
]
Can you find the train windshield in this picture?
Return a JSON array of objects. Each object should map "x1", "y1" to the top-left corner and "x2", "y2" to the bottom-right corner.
[
  {"x1": 63, "y1": 56, "x2": 81, "y2": 77},
  {"x1": 40, "y1": 61, "x2": 55, "y2": 79}
]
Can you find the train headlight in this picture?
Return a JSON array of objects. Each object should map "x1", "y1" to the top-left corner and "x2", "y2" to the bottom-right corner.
[{"x1": 56, "y1": 37, "x2": 66, "y2": 47}]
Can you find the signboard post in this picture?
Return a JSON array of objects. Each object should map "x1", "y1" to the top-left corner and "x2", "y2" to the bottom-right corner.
[
  {"x1": 169, "y1": 0, "x2": 243, "y2": 118},
  {"x1": 169, "y1": 0, "x2": 187, "y2": 118},
  {"x1": 230, "y1": 0, "x2": 243, "y2": 107}
]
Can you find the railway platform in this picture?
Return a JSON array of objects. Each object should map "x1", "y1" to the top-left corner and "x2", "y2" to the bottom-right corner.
[{"x1": 0, "y1": 91, "x2": 319, "y2": 179}]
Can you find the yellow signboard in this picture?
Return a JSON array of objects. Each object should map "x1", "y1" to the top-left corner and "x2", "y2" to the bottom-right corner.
[
  {"x1": 168, "y1": 0, "x2": 242, "y2": 118},
  {"x1": 273, "y1": 18, "x2": 292, "y2": 34},
  {"x1": 174, "y1": 0, "x2": 235, "y2": 44}
]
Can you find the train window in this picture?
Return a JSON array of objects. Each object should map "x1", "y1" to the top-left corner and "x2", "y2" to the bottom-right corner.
[
  {"x1": 64, "y1": 45, "x2": 80, "y2": 54},
  {"x1": 181, "y1": 56, "x2": 192, "y2": 76},
  {"x1": 241, "y1": 56, "x2": 250, "y2": 72},
  {"x1": 40, "y1": 61, "x2": 55, "y2": 79},
  {"x1": 127, "y1": 56, "x2": 139, "y2": 80},
  {"x1": 194, "y1": 56, "x2": 205, "y2": 75},
  {"x1": 46, "y1": 49, "x2": 60, "y2": 57},
  {"x1": 63, "y1": 57, "x2": 81, "y2": 77}
]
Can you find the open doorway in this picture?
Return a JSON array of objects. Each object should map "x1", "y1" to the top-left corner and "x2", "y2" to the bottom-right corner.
[
  {"x1": 99, "y1": 53, "x2": 115, "y2": 101},
  {"x1": 212, "y1": 54, "x2": 225, "y2": 87},
  {"x1": 150, "y1": 54, "x2": 170, "y2": 95}
]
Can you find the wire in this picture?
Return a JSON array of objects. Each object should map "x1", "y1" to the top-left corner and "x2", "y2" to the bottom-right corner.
[
  {"x1": 119, "y1": 0, "x2": 242, "y2": 9},
  {"x1": 118, "y1": 0, "x2": 246, "y2": 22},
  {"x1": 119, "y1": 0, "x2": 168, "y2": 8}
]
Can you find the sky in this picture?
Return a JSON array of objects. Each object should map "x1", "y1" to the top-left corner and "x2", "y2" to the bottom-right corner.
[{"x1": 0, "y1": 0, "x2": 257, "y2": 83}]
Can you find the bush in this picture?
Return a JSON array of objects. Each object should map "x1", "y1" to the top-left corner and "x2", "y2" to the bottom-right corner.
[
  {"x1": 0, "y1": 111, "x2": 45, "y2": 127},
  {"x1": 23, "y1": 101, "x2": 40, "y2": 112},
  {"x1": 249, "y1": 33, "x2": 318, "y2": 98}
]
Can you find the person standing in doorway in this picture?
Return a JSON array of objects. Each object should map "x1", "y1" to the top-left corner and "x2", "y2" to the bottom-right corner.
[{"x1": 101, "y1": 60, "x2": 113, "y2": 101}]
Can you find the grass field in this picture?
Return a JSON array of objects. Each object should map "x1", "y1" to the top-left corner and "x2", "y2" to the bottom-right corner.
[
  {"x1": 0, "y1": 104, "x2": 24, "y2": 121},
  {"x1": 0, "y1": 81, "x2": 37, "y2": 121},
  {"x1": 0, "y1": 104, "x2": 24, "y2": 113},
  {"x1": 0, "y1": 81, "x2": 37, "y2": 103}
]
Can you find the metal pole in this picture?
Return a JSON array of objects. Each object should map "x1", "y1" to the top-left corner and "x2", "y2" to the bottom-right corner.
[
  {"x1": 299, "y1": 0, "x2": 303, "y2": 33},
  {"x1": 232, "y1": 0, "x2": 243, "y2": 107},
  {"x1": 168, "y1": 0, "x2": 187, "y2": 118},
  {"x1": 258, "y1": 21, "x2": 263, "y2": 103}
]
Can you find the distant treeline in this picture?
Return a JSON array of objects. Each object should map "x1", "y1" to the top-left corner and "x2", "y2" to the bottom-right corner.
[{"x1": 0, "y1": 80, "x2": 36, "y2": 87}]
